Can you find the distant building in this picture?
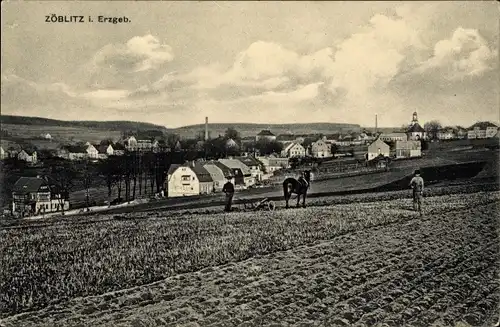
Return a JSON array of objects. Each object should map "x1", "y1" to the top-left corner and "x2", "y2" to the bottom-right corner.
[
  {"x1": 0, "y1": 146, "x2": 7, "y2": 160},
  {"x1": 202, "y1": 162, "x2": 227, "y2": 192},
  {"x1": 218, "y1": 158, "x2": 255, "y2": 187},
  {"x1": 18, "y1": 149, "x2": 37, "y2": 163},
  {"x1": 437, "y1": 128, "x2": 456, "y2": 140},
  {"x1": 256, "y1": 130, "x2": 277, "y2": 142},
  {"x1": 367, "y1": 138, "x2": 390, "y2": 160},
  {"x1": 467, "y1": 122, "x2": 498, "y2": 139},
  {"x1": 395, "y1": 140, "x2": 422, "y2": 159},
  {"x1": 236, "y1": 156, "x2": 263, "y2": 182},
  {"x1": 58, "y1": 145, "x2": 88, "y2": 161},
  {"x1": 310, "y1": 139, "x2": 332, "y2": 158},
  {"x1": 379, "y1": 133, "x2": 407, "y2": 142},
  {"x1": 12, "y1": 176, "x2": 69, "y2": 217},
  {"x1": 281, "y1": 142, "x2": 306, "y2": 158}
]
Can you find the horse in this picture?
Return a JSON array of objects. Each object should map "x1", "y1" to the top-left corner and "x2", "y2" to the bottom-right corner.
[{"x1": 283, "y1": 170, "x2": 311, "y2": 208}]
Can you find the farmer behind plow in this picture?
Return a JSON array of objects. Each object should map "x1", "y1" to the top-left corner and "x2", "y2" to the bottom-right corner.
[
  {"x1": 223, "y1": 175, "x2": 235, "y2": 212},
  {"x1": 409, "y1": 169, "x2": 424, "y2": 215}
]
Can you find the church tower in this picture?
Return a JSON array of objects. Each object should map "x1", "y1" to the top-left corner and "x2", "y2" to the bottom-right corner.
[{"x1": 410, "y1": 111, "x2": 419, "y2": 126}]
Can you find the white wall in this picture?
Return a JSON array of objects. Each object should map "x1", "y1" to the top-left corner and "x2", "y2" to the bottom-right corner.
[{"x1": 168, "y1": 166, "x2": 200, "y2": 197}]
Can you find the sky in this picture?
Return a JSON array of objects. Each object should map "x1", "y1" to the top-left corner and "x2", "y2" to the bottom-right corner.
[{"x1": 1, "y1": 1, "x2": 499, "y2": 128}]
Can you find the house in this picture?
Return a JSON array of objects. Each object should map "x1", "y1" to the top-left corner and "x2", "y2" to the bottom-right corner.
[
  {"x1": 467, "y1": 122, "x2": 498, "y2": 139},
  {"x1": 379, "y1": 133, "x2": 407, "y2": 142},
  {"x1": 209, "y1": 161, "x2": 236, "y2": 185},
  {"x1": 236, "y1": 156, "x2": 263, "y2": 182},
  {"x1": 256, "y1": 130, "x2": 277, "y2": 142},
  {"x1": 226, "y1": 138, "x2": 239, "y2": 150},
  {"x1": 218, "y1": 158, "x2": 255, "y2": 187},
  {"x1": 281, "y1": 142, "x2": 306, "y2": 158},
  {"x1": 367, "y1": 138, "x2": 390, "y2": 160},
  {"x1": 202, "y1": 163, "x2": 227, "y2": 192},
  {"x1": 395, "y1": 140, "x2": 422, "y2": 159},
  {"x1": 310, "y1": 139, "x2": 332, "y2": 158},
  {"x1": 437, "y1": 128, "x2": 456, "y2": 140},
  {"x1": 125, "y1": 136, "x2": 138, "y2": 151},
  {"x1": 59, "y1": 145, "x2": 88, "y2": 160},
  {"x1": 167, "y1": 162, "x2": 213, "y2": 197},
  {"x1": 86, "y1": 143, "x2": 99, "y2": 159},
  {"x1": 43, "y1": 133, "x2": 52, "y2": 140},
  {"x1": 18, "y1": 149, "x2": 37, "y2": 163},
  {"x1": 257, "y1": 155, "x2": 290, "y2": 174},
  {"x1": 11, "y1": 176, "x2": 69, "y2": 217},
  {"x1": 0, "y1": 146, "x2": 6, "y2": 160}
]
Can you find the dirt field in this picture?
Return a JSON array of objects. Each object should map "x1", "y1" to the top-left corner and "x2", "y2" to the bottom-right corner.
[{"x1": 2, "y1": 190, "x2": 498, "y2": 327}]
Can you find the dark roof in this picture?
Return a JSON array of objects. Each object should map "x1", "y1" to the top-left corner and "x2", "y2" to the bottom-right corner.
[
  {"x1": 407, "y1": 123, "x2": 425, "y2": 133},
  {"x1": 95, "y1": 144, "x2": 109, "y2": 154},
  {"x1": 469, "y1": 121, "x2": 498, "y2": 130},
  {"x1": 191, "y1": 163, "x2": 213, "y2": 183},
  {"x1": 257, "y1": 130, "x2": 275, "y2": 136},
  {"x1": 64, "y1": 145, "x2": 87, "y2": 153},
  {"x1": 13, "y1": 177, "x2": 48, "y2": 194},
  {"x1": 22, "y1": 149, "x2": 36, "y2": 156},
  {"x1": 167, "y1": 164, "x2": 181, "y2": 175}
]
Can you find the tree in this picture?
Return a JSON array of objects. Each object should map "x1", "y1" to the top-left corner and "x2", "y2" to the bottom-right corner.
[
  {"x1": 424, "y1": 120, "x2": 442, "y2": 140},
  {"x1": 224, "y1": 127, "x2": 240, "y2": 143},
  {"x1": 49, "y1": 161, "x2": 78, "y2": 215},
  {"x1": 330, "y1": 144, "x2": 339, "y2": 156},
  {"x1": 255, "y1": 139, "x2": 283, "y2": 156},
  {"x1": 80, "y1": 162, "x2": 96, "y2": 211}
]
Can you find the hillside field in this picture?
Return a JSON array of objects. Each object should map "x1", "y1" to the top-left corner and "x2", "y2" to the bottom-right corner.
[{"x1": 1, "y1": 189, "x2": 498, "y2": 327}]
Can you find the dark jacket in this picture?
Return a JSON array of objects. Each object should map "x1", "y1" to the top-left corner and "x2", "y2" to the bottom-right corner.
[{"x1": 223, "y1": 181, "x2": 234, "y2": 194}]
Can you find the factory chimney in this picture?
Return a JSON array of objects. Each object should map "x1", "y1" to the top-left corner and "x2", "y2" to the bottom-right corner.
[
  {"x1": 204, "y1": 117, "x2": 209, "y2": 141},
  {"x1": 375, "y1": 114, "x2": 378, "y2": 134}
]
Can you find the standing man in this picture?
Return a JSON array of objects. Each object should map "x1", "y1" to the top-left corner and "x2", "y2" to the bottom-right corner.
[
  {"x1": 222, "y1": 175, "x2": 235, "y2": 212},
  {"x1": 409, "y1": 169, "x2": 424, "y2": 214}
]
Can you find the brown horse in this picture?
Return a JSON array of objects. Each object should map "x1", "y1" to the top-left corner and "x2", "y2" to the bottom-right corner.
[{"x1": 283, "y1": 170, "x2": 311, "y2": 208}]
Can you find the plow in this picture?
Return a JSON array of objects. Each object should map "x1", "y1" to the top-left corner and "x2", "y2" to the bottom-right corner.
[{"x1": 239, "y1": 197, "x2": 276, "y2": 211}]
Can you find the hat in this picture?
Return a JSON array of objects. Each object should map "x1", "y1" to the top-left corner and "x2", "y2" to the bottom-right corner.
[{"x1": 414, "y1": 169, "x2": 420, "y2": 175}]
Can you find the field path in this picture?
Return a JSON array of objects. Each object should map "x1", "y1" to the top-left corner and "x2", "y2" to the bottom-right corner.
[{"x1": 2, "y1": 194, "x2": 499, "y2": 327}]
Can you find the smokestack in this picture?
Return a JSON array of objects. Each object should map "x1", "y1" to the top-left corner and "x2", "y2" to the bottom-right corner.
[
  {"x1": 205, "y1": 117, "x2": 209, "y2": 141},
  {"x1": 375, "y1": 114, "x2": 378, "y2": 134}
]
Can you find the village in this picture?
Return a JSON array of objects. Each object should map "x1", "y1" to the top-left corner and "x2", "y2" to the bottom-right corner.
[{"x1": 1, "y1": 112, "x2": 499, "y2": 218}]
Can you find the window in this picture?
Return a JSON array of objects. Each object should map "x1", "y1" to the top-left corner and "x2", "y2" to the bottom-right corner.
[{"x1": 181, "y1": 175, "x2": 191, "y2": 182}]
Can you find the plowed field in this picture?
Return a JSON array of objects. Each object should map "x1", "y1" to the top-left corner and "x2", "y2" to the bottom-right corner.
[{"x1": 1, "y1": 191, "x2": 499, "y2": 327}]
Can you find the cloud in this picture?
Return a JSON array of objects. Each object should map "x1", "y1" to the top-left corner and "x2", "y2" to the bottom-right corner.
[
  {"x1": 92, "y1": 35, "x2": 174, "y2": 73},
  {"x1": 78, "y1": 35, "x2": 175, "y2": 90},
  {"x1": 413, "y1": 27, "x2": 497, "y2": 80}
]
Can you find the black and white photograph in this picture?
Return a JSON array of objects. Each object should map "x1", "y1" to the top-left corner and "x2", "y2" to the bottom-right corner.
[{"x1": 1, "y1": 1, "x2": 499, "y2": 326}]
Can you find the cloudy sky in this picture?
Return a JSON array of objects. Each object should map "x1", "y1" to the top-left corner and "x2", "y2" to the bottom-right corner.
[{"x1": 1, "y1": 1, "x2": 498, "y2": 128}]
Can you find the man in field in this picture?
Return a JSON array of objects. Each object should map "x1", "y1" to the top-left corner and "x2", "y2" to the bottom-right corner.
[
  {"x1": 409, "y1": 169, "x2": 424, "y2": 214},
  {"x1": 222, "y1": 175, "x2": 235, "y2": 212}
]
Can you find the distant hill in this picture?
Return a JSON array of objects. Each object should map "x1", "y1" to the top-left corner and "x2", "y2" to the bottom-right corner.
[
  {"x1": 173, "y1": 122, "x2": 362, "y2": 139},
  {"x1": 0, "y1": 115, "x2": 167, "y2": 132}
]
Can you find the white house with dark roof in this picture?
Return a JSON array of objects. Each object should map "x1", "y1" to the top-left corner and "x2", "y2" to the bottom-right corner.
[
  {"x1": 167, "y1": 162, "x2": 213, "y2": 197},
  {"x1": 235, "y1": 156, "x2": 264, "y2": 182}
]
